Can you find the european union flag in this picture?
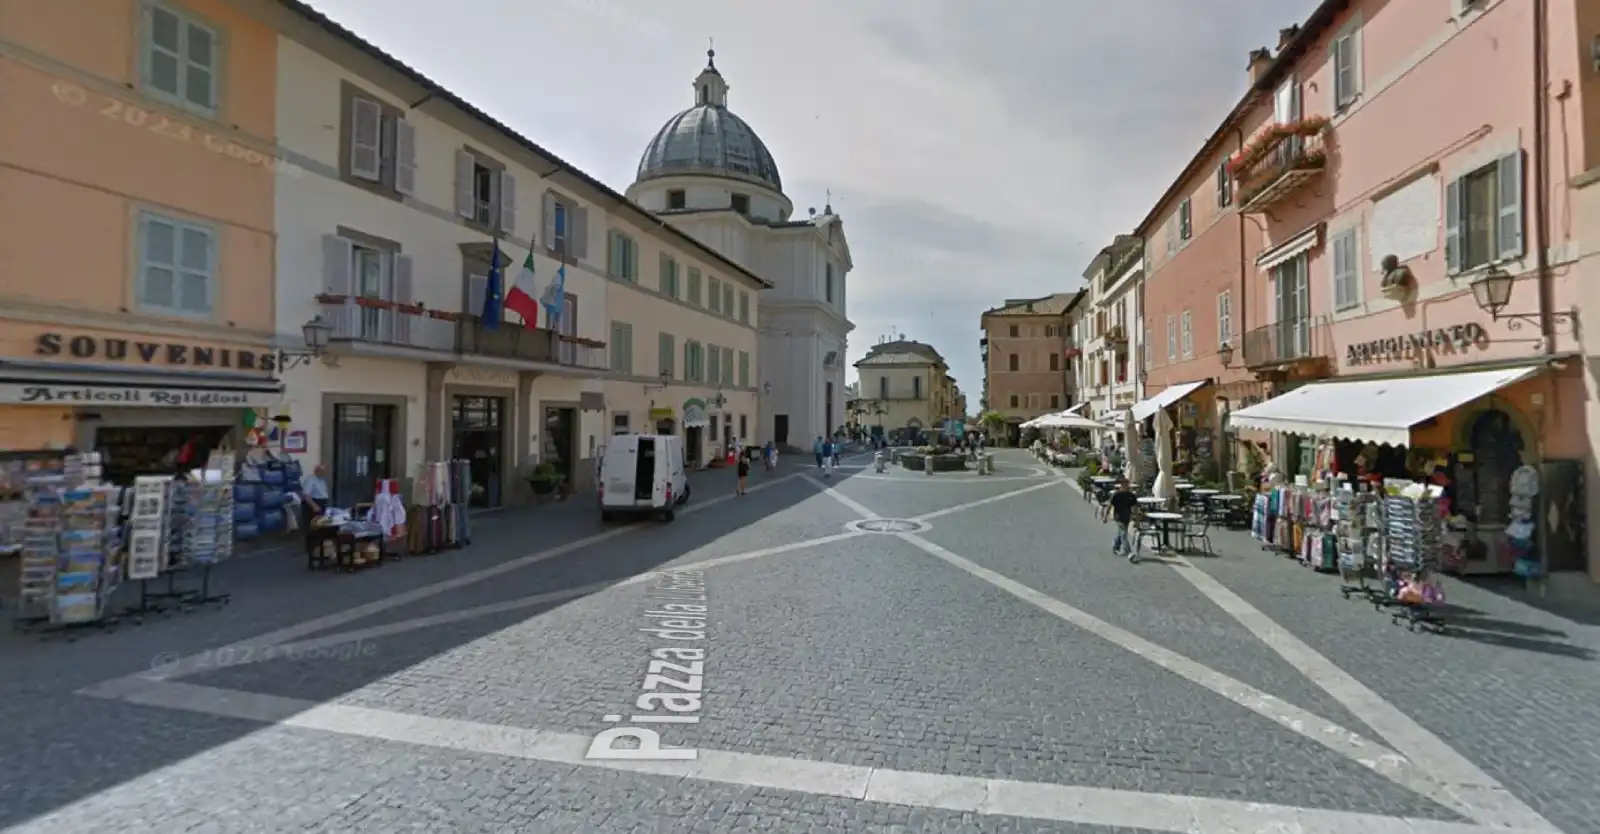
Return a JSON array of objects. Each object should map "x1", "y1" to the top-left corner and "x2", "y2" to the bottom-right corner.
[{"x1": 481, "y1": 240, "x2": 504, "y2": 329}]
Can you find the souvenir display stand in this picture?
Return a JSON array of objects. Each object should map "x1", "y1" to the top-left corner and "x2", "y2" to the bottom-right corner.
[
  {"x1": 1371, "y1": 484, "x2": 1447, "y2": 631},
  {"x1": 1334, "y1": 484, "x2": 1383, "y2": 598},
  {"x1": 406, "y1": 460, "x2": 471, "y2": 555},
  {"x1": 13, "y1": 453, "x2": 127, "y2": 636},
  {"x1": 179, "y1": 452, "x2": 235, "y2": 607},
  {"x1": 122, "y1": 475, "x2": 191, "y2": 620}
]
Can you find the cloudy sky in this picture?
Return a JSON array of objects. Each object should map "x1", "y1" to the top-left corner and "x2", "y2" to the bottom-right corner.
[{"x1": 307, "y1": 0, "x2": 1321, "y2": 410}]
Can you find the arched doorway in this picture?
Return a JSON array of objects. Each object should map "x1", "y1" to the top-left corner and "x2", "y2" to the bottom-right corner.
[{"x1": 1463, "y1": 408, "x2": 1527, "y2": 527}]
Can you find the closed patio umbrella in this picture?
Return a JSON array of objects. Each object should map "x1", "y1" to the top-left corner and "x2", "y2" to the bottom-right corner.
[
  {"x1": 1152, "y1": 408, "x2": 1177, "y2": 501},
  {"x1": 1123, "y1": 409, "x2": 1142, "y2": 485}
]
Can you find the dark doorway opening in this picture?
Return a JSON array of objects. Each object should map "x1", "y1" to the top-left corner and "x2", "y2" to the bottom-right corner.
[
  {"x1": 543, "y1": 406, "x2": 577, "y2": 487},
  {"x1": 774, "y1": 414, "x2": 789, "y2": 446},
  {"x1": 685, "y1": 425, "x2": 703, "y2": 468},
  {"x1": 452, "y1": 395, "x2": 505, "y2": 508},
  {"x1": 331, "y1": 403, "x2": 396, "y2": 508},
  {"x1": 824, "y1": 382, "x2": 835, "y2": 436}
]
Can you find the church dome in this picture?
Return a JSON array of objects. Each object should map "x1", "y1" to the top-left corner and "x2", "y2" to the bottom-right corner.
[{"x1": 634, "y1": 50, "x2": 783, "y2": 193}]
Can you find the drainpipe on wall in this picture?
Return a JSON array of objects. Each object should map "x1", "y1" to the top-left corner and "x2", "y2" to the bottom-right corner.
[
  {"x1": 1230, "y1": 123, "x2": 1251, "y2": 476},
  {"x1": 1533, "y1": 0, "x2": 1554, "y2": 356}
]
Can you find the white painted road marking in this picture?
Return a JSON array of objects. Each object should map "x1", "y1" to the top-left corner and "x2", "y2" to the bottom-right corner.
[
  {"x1": 54, "y1": 679, "x2": 1539, "y2": 834},
  {"x1": 85, "y1": 471, "x2": 809, "y2": 687}
]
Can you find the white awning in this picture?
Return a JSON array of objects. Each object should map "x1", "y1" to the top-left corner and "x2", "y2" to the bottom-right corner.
[
  {"x1": 1131, "y1": 380, "x2": 1208, "y2": 421},
  {"x1": 1256, "y1": 225, "x2": 1322, "y2": 271},
  {"x1": 1228, "y1": 366, "x2": 1542, "y2": 446}
]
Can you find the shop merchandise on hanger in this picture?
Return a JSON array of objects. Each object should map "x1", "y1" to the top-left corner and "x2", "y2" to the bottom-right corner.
[{"x1": 1371, "y1": 481, "x2": 1447, "y2": 631}]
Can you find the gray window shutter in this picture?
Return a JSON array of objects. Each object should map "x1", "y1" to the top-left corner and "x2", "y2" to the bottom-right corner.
[
  {"x1": 321, "y1": 234, "x2": 354, "y2": 336},
  {"x1": 723, "y1": 347, "x2": 734, "y2": 386},
  {"x1": 467, "y1": 274, "x2": 488, "y2": 320},
  {"x1": 350, "y1": 98, "x2": 381, "y2": 181},
  {"x1": 392, "y1": 254, "x2": 413, "y2": 343},
  {"x1": 498, "y1": 173, "x2": 517, "y2": 233},
  {"x1": 542, "y1": 191, "x2": 557, "y2": 252},
  {"x1": 573, "y1": 206, "x2": 589, "y2": 260},
  {"x1": 606, "y1": 231, "x2": 617, "y2": 276},
  {"x1": 659, "y1": 252, "x2": 671, "y2": 294},
  {"x1": 393, "y1": 119, "x2": 417, "y2": 195},
  {"x1": 723, "y1": 285, "x2": 734, "y2": 316},
  {"x1": 1444, "y1": 177, "x2": 1463, "y2": 274},
  {"x1": 1334, "y1": 36, "x2": 1357, "y2": 106},
  {"x1": 1496, "y1": 151, "x2": 1524, "y2": 260},
  {"x1": 454, "y1": 150, "x2": 476, "y2": 219},
  {"x1": 684, "y1": 341, "x2": 692, "y2": 380}
]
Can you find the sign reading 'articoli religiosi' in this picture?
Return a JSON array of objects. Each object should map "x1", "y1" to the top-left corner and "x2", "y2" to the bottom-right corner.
[{"x1": 1346, "y1": 322, "x2": 1488, "y2": 365}]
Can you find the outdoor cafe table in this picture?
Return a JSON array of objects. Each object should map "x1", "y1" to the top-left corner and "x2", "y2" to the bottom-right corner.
[
  {"x1": 1144, "y1": 512, "x2": 1186, "y2": 552},
  {"x1": 1208, "y1": 493, "x2": 1247, "y2": 526},
  {"x1": 1137, "y1": 496, "x2": 1170, "y2": 510}
]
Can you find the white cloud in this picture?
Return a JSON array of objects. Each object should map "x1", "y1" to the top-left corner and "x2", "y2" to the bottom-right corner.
[{"x1": 301, "y1": 0, "x2": 1321, "y2": 409}]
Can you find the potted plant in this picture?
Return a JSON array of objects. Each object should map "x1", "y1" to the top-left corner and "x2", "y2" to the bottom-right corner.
[{"x1": 526, "y1": 461, "x2": 561, "y2": 496}]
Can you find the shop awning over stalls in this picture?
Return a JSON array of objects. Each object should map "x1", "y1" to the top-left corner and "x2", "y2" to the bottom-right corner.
[
  {"x1": 0, "y1": 359, "x2": 283, "y2": 408},
  {"x1": 1226, "y1": 366, "x2": 1542, "y2": 447},
  {"x1": 1130, "y1": 380, "x2": 1210, "y2": 422}
]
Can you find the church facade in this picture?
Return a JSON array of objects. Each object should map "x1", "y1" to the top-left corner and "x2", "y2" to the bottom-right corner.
[{"x1": 626, "y1": 50, "x2": 854, "y2": 449}]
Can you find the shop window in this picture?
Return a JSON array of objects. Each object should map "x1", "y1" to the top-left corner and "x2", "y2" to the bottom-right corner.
[
  {"x1": 612, "y1": 412, "x2": 630, "y2": 435},
  {"x1": 137, "y1": 211, "x2": 215, "y2": 317}
]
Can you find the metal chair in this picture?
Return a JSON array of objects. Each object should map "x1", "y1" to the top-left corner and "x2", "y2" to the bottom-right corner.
[{"x1": 1181, "y1": 514, "x2": 1214, "y2": 556}]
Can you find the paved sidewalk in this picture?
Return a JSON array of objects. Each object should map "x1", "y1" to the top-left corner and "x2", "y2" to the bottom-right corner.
[{"x1": 1059, "y1": 460, "x2": 1600, "y2": 831}]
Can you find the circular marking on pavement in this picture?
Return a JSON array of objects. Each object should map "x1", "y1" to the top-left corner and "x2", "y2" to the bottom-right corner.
[{"x1": 847, "y1": 518, "x2": 931, "y2": 534}]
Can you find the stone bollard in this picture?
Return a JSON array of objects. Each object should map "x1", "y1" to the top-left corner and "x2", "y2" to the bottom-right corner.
[{"x1": 924, "y1": 456, "x2": 934, "y2": 476}]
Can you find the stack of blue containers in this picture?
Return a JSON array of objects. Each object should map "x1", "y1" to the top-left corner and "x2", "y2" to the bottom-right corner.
[
  {"x1": 232, "y1": 482, "x2": 260, "y2": 542},
  {"x1": 231, "y1": 455, "x2": 303, "y2": 542}
]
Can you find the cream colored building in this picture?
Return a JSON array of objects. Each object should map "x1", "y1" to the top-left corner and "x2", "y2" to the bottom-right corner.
[
  {"x1": 265, "y1": 1, "x2": 763, "y2": 505},
  {"x1": 854, "y1": 340, "x2": 954, "y2": 440},
  {"x1": 1576, "y1": 163, "x2": 1600, "y2": 586}
]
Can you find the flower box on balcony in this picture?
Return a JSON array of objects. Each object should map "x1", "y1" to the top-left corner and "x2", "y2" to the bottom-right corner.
[
  {"x1": 316, "y1": 293, "x2": 349, "y2": 304},
  {"x1": 395, "y1": 302, "x2": 425, "y2": 315},
  {"x1": 353, "y1": 297, "x2": 394, "y2": 310},
  {"x1": 1063, "y1": 347, "x2": 1082, "y2": 359},
  {"x1": 1226, "y1": 116, "x2": 1330, "y2": 176}
]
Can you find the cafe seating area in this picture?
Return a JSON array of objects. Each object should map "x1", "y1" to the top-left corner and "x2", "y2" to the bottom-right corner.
[{"x1": 1081, "y1": 471, "x2": 1251, "y2": 557}]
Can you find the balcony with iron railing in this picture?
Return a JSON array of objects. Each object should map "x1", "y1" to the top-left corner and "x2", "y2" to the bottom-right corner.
[
  {"x1": 318, "y1": 295, "x2": 607, "y2": 372},
  {"x1": 1230, "y1": 117, "x2": 1330, "y2": 214},
  {"x1": 1239, "y1": 315, "x2": 1333, "y2": 371}
]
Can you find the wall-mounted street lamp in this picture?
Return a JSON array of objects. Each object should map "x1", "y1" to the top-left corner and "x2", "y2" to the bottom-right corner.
[
  {"x1": 1470, "y1": 265, "x2": 1577, "y2": 333},
  {"x1": 709, "y1": 390, "x2": 728, "y2": 411},
  {"x1": 1217, "y1": 341, "x2": 1235, "y2": 369},
  {"x1": 277, "y1": 315, "x2": 332, "y2": 371},
  {"x1": 644, "y1": 368, "x2": 672, "y2": 394}
]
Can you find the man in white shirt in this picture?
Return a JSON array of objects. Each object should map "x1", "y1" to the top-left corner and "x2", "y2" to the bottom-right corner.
[{"x1": 301, "y1": 464, "x2": 331, "y2": 514}]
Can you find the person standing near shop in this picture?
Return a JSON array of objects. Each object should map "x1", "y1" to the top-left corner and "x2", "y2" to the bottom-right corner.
[{"x1": 736, "y1": 450, "x2": 750, "y2": 496}]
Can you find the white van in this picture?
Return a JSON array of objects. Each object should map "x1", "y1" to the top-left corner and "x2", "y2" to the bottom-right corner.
[{"x1": 598, "y1": 434, "x2": 690, "y2": 522}]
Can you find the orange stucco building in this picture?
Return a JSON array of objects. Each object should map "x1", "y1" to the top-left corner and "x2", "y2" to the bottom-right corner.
[{"x1": 0, "y1": 0, "x2": 282, "y2": 458}]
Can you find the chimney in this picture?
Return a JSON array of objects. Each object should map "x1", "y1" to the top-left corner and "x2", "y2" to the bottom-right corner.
[
  {"x1": 1247, "y1": 47, "x2": 1273, "y2": 84},
  {"x1": 1277, "y1": 25, "x2": 1300, "y2": 52}
]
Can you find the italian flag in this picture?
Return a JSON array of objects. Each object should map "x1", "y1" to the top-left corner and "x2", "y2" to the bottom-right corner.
[{"x1": 504, "y1": 249, "x2": 541, "y2": 326}]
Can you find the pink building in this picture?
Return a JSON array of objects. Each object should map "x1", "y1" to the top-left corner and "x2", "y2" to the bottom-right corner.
[{"x1": 1223, "y1": 0, "x2": 1592, "y2": 583}]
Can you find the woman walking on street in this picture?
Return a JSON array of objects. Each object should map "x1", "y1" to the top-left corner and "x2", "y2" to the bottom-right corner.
[{"x1": 736, "y1": 450, "x2": 750, "y2": 495}]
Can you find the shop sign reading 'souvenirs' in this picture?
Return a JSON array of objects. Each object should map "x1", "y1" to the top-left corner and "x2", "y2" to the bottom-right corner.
[
  {"x1": 1345, "y1": 322, "x2": 1489, "y2": 365},
  {"x1": 34, "y1": 332, "x2": 280, "y2": 372}
]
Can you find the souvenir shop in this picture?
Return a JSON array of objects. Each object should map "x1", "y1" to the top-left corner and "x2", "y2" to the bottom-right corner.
[
  {"x1": 1129, "y1": 380, "x2": 1217, "y2": 480},
  {"x1": 1230, "y1": 361, "x2": 1590, "y2": 628},
  {"x1": 300, "y1": 459, "x2": 477, "y2": 572}
]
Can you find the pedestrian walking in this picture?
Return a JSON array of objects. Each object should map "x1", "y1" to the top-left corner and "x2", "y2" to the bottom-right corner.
[
  {"x1": 813, "y1": 436, "x2": 825, "y2": 470},
  {"x1": 736, "y1": 451, "x2": 750, "y2": 495},
  {"x1": 1100, "y1": 477, "x2": 1140, "y2": 563}
]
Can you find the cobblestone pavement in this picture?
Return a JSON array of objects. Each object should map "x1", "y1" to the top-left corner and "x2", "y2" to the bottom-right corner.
[{"x1": 0, "y1": 451, "x2": 1588, "y2": 832}]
